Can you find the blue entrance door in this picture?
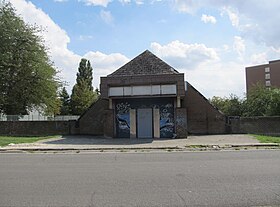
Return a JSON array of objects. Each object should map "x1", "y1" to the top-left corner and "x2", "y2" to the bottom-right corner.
[{"x1": 137, "y1": 108, "x2": 153, "y2": 138}]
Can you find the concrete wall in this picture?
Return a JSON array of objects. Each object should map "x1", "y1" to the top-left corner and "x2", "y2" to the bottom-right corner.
[
  {"x1": 0, "y1": 121, "x2": 70, "y2": 136},
  {"x1": 230, "y1": 116, "x2": 280, "y2": 136},
  {"x1": 184, "y1": 83, "x2": 227, "y2": 134}
]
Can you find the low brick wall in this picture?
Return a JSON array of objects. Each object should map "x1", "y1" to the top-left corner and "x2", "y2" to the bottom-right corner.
[
  {"x1": 230, "y1": 116, "x2": 280, "y2": 136},
  {"x1": 0, "y1": 121, "x2": 70, "y2": 136}
]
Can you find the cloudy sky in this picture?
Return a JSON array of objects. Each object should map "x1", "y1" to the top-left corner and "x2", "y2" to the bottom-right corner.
[{"x1": 7, "y1": 0, "x2": 280, "y2": 98}]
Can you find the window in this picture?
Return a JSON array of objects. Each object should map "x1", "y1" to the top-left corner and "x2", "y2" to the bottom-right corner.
[
  {"x1": 265, "y1": 73, "x2": 270, "y2": 80},
  {"x1": 108, "y1": 84, "x2": 177, "y2": 97},
  {"x1": 109, "y1": 87, "x2": 123, "y2": 96},
  {"x1": 265, "y1": 80, "x2": 271, "y2": 87},
  {"x1": 265, "y1": 67, "x2": 270, "y2": 73}
]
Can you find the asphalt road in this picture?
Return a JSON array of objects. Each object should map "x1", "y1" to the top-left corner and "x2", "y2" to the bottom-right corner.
[{"x1": 0, "y1": 151, "x2": 280, "y2": 207}]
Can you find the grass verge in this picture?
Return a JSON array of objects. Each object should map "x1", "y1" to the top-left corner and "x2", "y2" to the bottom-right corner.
[
  {"x1": 252, "y1": 135, "x2": 280, "y2": 143},
  {"x1": 0, "y1": 136, "x2": 59, "y2": 147}
]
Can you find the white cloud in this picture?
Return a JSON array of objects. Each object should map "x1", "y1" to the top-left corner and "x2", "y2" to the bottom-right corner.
[
  {"x1": 173, "y1": 0, "x2": 201, "y2": 14},
  {"x1": 222, "y1": 7, "x2": 239, "y2": 27},
  {"x1": 223, "y1": 44, "x2": 230, "y2": 52},
  {"x1": 79, "y1": 0, "x2": 111, "y2": 7},
  {"x1": 173, "y1": 0, "x2": 280, "y2": 49},
  {"x1": 53, "y1": 0, "x2": 68, "y2": 2},
  {"x1": 10, "y1": 0, "x2": 128, "y2": 91},
  {"x1": 151, "y1": 40, "x2": 219, "y2": 70},
  {"x1": 84, "y1": 51, "x2": 129, "y2": 86},
  {"x1": 201, "y1": 14, "x2": 217, "y2": 24},
  {"x1": 135, "y1": 0, "x2": 144, "y2": 5},
  {"x1": 150, "y1": 40, "x2": 245, "y2": 97},
  {"x1": 250, "y1": 52, "x2": 267, "y2": 65},
  {"x1": 100, "y1": 10, "x2": 114, "y2": 25},
  {"x1": 233, "y1": 36, "x2": 245, "y2": 58},
  {"x1": 119, "y1": 0, "x2": 131, "y2": 4},
  {"x1": 78, "y1": 35, "x2": 94, "y2": 41},
  {"x1": 184, "y1": 61, "x2": 246, "y2": 98},
  {"x1": 79, "y1": 0, "x2": 145, "y2": 6}
]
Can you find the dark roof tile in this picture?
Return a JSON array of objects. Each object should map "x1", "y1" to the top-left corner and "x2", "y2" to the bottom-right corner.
[{"x1": 108, "y1": 50, "x2": 179, "y2": 77}]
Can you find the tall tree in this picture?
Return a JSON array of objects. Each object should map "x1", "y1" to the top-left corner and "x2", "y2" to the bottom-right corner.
[
  {"x1": 0, "y1": 3, "x2": 61, "y2": 115},
  {"x1": 59, "y1": 87, "x2": 71, "y2": 115},
  {"x1": 70, "y1": 58, "x2": 97, "y2": 115}
]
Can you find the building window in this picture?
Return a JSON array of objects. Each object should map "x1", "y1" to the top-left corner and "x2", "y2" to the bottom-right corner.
[
  {"x1": 265, "y1": 67, "x2": 270, "y2": 73},
  {"x1": 265, "y1": 80, "x2": 271, "y2": 87},
  {"x1": 265, "y1": 73, "x2": 270, "y2": 80}
]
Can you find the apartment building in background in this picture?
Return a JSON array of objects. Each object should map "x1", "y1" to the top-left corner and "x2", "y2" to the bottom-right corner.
[{"x1": 246, "y1": 60, "x2": 280, "y2": 93}]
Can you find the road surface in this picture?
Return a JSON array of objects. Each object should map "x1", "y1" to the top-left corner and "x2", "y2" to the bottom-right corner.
[{"x1": 0, "y1": 150, "x2": 280, "y2": 206}]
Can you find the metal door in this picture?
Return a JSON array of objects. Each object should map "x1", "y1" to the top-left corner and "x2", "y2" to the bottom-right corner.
[{"x1": 137, "y1": 108, "x2": 153, "y2": 138}]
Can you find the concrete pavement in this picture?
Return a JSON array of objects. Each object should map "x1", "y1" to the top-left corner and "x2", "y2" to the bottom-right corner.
[{"x1": 0, "y1": 134, "x2": 279, "y2": 152}]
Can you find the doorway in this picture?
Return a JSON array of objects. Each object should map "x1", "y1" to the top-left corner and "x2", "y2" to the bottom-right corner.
[{"x1": 137, "y1": 108, "x2": 153, "y2": 138}]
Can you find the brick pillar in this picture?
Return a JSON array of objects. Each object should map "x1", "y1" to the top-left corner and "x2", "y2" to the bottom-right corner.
[
  {"x1": 103, "y1": 109, "x2": 114, "y2": 138},
  {"x1": 175, "y1": 108, "x2": 188, "y2": 138}
]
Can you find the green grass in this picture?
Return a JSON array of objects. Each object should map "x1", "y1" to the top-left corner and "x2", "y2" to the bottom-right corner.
[
  {"x1": 253, "y1": 135, "x2": 280, "y2": 143},
  {"x1": 0, "y1": 135, "x2": 59, "y2": 147}
]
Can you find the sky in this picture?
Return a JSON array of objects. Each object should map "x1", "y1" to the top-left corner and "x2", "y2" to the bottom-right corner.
[{"x1": 6, "y1": 0, "x2": 280, "y2": 98}]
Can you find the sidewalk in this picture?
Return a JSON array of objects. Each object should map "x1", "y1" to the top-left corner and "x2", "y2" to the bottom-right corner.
[{"x1": 1, "y1": 134, "x2": 279, "y2": 152}]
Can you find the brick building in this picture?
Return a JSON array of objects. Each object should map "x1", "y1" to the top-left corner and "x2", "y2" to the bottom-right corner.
[
  {"x1": 76, "y1": 50, "x2": 226, "y2": 138},
  {"x1": 246, "y1": 60, "x2": 280, "y2": 93}
]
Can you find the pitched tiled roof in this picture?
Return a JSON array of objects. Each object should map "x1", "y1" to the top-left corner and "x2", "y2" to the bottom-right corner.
[{"x1": 108, "y1": 50, "x2": 179, "y2": 77}]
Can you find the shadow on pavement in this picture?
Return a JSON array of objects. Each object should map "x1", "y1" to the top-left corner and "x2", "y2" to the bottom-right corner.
[{"x1": 42, "y1": 135, "x2": 175, "y2": 145}]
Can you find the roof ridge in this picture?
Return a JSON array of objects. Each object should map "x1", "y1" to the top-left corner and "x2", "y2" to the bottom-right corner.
[{"x1": 108, "y1": 50, "x2": 179, "y2": 77}]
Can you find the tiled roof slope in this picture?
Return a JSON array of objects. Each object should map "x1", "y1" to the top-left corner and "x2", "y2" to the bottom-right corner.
[{"x1": 108, "y1": 50, "x2": 179, "y2": 77}]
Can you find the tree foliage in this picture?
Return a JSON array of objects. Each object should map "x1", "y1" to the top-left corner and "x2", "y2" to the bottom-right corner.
[
  {"x1": 70, "y1": 58, "x2": 98, "y2": 115},
  {"x1": 59, "y1": 87, "x2": 71, "y2": 115},
  {"x1": 210, "y1": 94, "x2": 244, "y2": 116},
  {"x1": 0, "y1": 3, "x2": 61, "y2": 115},
  {"x1": 244, "y1": 84, "x2": 280, "y2": 116},
  {"x1": 210, "y1": 85, "x2": 280, "y2": 117}
]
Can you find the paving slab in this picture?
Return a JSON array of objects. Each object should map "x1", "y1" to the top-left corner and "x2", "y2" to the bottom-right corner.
[
  {"x1": 185, "y1": 134, "x2": 260, "y2": 145},
  {"x1": 0, "y1": 134, "x2": 269, "y2": 152}
]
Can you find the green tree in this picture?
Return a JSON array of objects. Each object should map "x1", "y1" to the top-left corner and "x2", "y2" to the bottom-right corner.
[
  {"x1": 210, "y1": 94, "x2": 244, "y2": 116},
  {"x1": 267, "y1": 88, "x2": 280, "y2": 116},
  {"x1": 210, "y1": 96, "x2": 227, "y2": 112},
  {"x1": 70, "y1": 58, "x2": 97, "y2": 115},
  {"x1": 244, "y1": 84, "x2": 280, "y2": 116},
  {"x1": 0, "y1": 3, "x2": 61, "y2": 115},
  {"x1": 59, "y1": 87, "x2": 71, "y2": 115}
]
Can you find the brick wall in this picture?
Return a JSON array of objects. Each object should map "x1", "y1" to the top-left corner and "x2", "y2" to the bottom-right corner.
[
  {"x1": 103, "y1": 109, "x2": 114, "y2": 138},
  {"x1": 100, "y1": 73, "x2": 185, "y2": 98},
  {"x1": 184, "y1": 83, "x2": 227, "y2": 134},
  {"x1": 77, "y1": 99, "x2": 109, "y2": 135},
  {"x1": 175, "y1": 108, "x2": 188, "y2": 138},
  {"x1": 0, "y1": 99, "x2": 108, "y2": 136},
  {"x1": 230, "y1": 116, "x2": 280, "y2": 136},
  {"x1": 0, "y1": 121, "x2": 70, "y2": 136}
]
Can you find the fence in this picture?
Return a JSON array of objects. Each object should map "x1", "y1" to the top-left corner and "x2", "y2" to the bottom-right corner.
[{"x1": 0, "y1": 115, "x2": 80, "y2": 121}]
